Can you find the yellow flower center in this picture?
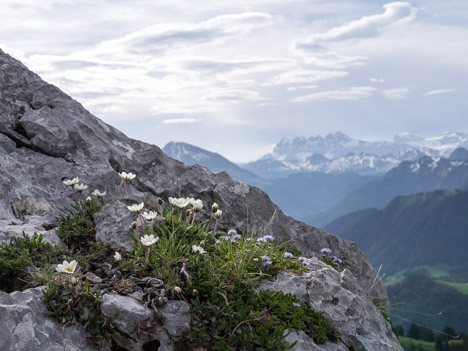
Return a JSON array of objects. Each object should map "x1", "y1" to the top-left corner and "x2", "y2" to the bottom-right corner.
[{"x1": 65, "y1": 267, "x2": 73, "y2": 272}]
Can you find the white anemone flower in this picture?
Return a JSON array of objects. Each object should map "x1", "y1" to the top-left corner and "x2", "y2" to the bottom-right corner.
[
  {"x1": 74, "y1": 183, "x2": 88, "y2": 193},
  {"x1": 63, "y1": 177, "x2": 79, "y2": 186},
  {"x1": 127, "y1": 202, "x2": 144, "y2": 213},
  {"x1": 190, "y1": 199, "x2": 203, "y2": 212},
  {"x1": 169, "y1": 197, "x2": 190, "y2": 209},
  {"x1": 142, "y1": 211, "x2": 157, "y2": 222},
  {"x1": 119, "y1": 172, "x2": 136, "y2": 181},
  {"x1": 192, "y1": 245, "x2": 206, "y2": 254},
  {"x1": 141, "y1": 234, "x2": 159, "y2": 246},
  {"x1": 214, "y1": 209, "x2": 223, "y2": 219},
  {"x1": 92, "y1": 189, "x2": 106, "y2": 198},
  {"x1": 114, "y1": 252, "x2": 122, "y2": 262},
  {"x1": 56, "y1": 260, "x2": 78, "y2": 274}
]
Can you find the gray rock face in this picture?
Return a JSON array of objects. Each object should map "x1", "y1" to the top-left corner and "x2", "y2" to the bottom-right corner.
[
  {"x1": 260, "y1": 261, "x2": 403, "y2": 351},
  {"x1": 0, "y1": 47, "x2": 397, "y2": 349},
  {"x1": 101, "y1": 294, "x2": 191, "y2": 351},
  {"x1": 0, "y1": 287, "x2": 97, "y2": 351}
]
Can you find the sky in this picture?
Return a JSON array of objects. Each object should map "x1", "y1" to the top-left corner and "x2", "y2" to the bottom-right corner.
[{"x1": 1, "y1": 0, "x2": 468, "y2": 162}]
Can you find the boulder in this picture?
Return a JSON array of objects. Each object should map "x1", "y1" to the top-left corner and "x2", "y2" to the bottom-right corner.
[{"x1": 0, "y1": 287, "x2": 97, "y2": 351}]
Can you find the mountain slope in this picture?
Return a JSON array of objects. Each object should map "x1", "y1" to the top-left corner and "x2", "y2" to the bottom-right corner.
[
  {"x1": 324, "y1": 189, "x2": 468, "y2": 275},
  {"x1": 309, "y1": 155, "x2": 468, "y2": 227},
  {"x1": 163, "y1": 141, "x2": 267, "y2": 187}
]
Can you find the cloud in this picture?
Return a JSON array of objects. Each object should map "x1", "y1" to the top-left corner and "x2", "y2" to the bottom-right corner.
[
  {"x1": 262, "y1": 70, "x2": 348, "y2": 86},
  {"x1": 370, "y1": 77, "x2": 385, "y2": 83},
  {"x1": 287, "y1": 85, "x2": 318, "y2": 92},
  {"x1": 292, "y1": 86, "x2": 376, "y2": 102},
  {"x1": 296, "y1": 2, "x2": 416, "y2": 47},
  {"x1": 202, "y1": 89, "x2": 262, "y2": 103},
  {"x1": 104, "y1": 12, "x2": 273, "y2": 55},
  {"x1": 424, "y1": 89, "x2": 455, "y2": 96},
  {"x1": 382, "y1": 88, "x2": 409, "y2": 99},
  {"x1": 162, "y1": 118, "x2": 201, "y2": 124}
]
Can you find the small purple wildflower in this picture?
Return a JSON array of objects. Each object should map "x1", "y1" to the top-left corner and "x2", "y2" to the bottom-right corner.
[
  {"x1": 320, "y1": 248, "x2": 332, "y2": 254},
  {"x1": 292, "y1": 302, "x2": 301, "y2": 307},
  {"x1": 230, "y1": 239, "x2": 237, "y2": 243},
  {"x1": 232, "y1": 234, "x2": 242, "y2": 240},
  {"x1": 221, "y1": 235, "x2": 229, "y2": 240},
  {"x1": 228, "y1": 229, "x2": 237, "y2": 235},
  {"x1": 284, "y1": 252, "x2": 294, "y2": 258},
  {"x1": 246, "y1": 238, "x2": 252, "y2": 242},
  {"x1": 215, "y1": 239, "x2": 220, "y2": 244},
  {"x1": 298, "y1": 256, "x2": 307, "y2": 263},
  {"x1": 311, "y1": 256, "x2": 318, "y2": 261},
  {"x1": 257, "y1": 235, "x2": 274, "y2": 243},
  {"x1": 261, "y1": 255, "x2": 272, "y2": 265}
]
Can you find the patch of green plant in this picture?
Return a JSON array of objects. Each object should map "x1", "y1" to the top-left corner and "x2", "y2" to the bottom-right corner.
[
  {"x1": 122, "y1": 207, "x2": 336, "y2": 349},
  {"x1": 0, "y1": 232, "x2": 65, "y2": 276},
  {"x1": 372, "y1": 299, "x2": 390, "y2": 321},
  {"x1": 320, "y1": 257, "x2": 339, "y2": 270},
  {"x1": 56, "y1": 200, "x2": 104, "y2": 247},
  {"x1": 43, "y1": 276, "x2": 115, "y2": 347}
]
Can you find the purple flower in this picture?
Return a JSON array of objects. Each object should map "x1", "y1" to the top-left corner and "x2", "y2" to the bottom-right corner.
[
  {"x1": 320, "y1": 248, "x2": 332, "y2": 254},
  {"x1": 246, "y1": 238, "x2": 252, "y2": 242},
  {"x1": 292, "y1": 302, "x2": 301, "y2": 307},
  {"x1": 298, "y1": 256, "x2": 307, "y2": 263},
  {"x1": 284, "y1": 252, "x2": 294, "y2": 258},
  {"x1": 228, "y1": 229, "x2": 237, "y2": 235},
  {"x1": 261, "y1": 255, "x2": 272, "y2": 265},
  {"x1": 215, "y1": 239, "x2": 220, "y2": 244},
  {"x1": 332, "y1": 256, "x2": 342, "y2": 264},
  {"x1": 231, "y1": 239, "x2": 237, "y2": 243},
  {"x1": 221, "y1": 235, "x2": 229, "y2": 240},
  {"x1": 257, "y1": 235, "x2": 274, "y2": 243},
  {"x1": 232, "y1": 234, "x2": 242, "y2": 240},
  {"x1": 311, "y1": 256, "x2": 318, "y2": 261}
]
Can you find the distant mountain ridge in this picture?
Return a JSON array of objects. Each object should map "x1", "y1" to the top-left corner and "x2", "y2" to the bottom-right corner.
[
  {"x1": 244, "y1": 131, "x2": 468, "y2": 178},
  {"x1": 324, "y1": 189, "x2": 468, "y2": 275},
  {"x1": 308, "y1": 152, "x2": 468, "y2": 227},
  {"x1": 162, "y1": 142, "x2": 267, "y2": 187}
]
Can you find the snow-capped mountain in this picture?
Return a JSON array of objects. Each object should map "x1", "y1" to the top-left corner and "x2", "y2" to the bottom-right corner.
[{"x1": 244, "y1": 132, "x2": 468, "y2": 177}]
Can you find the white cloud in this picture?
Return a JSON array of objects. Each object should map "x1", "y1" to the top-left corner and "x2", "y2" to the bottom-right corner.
[
  {"x1": 287, "y1": 85, "x2": 318, "y2": 91},
  {"x1": 370, "y1": 77, "x2": 385, "y2": 83},
  {"x1": 382, "y1": 88, "x2": 409, "y2": 99},
  {"x1": 296, "y1": 2, "x2": 416, "y2": 47},
  {"x1": 292, "y1": 86, "x2": 377, "y2": 102},
  {"x1": 262, "y1": 70, "x2": 348, "y2": 86},
  {"x1": 162, "y1": 118, "x2": 201, "y2": 124},
  {"x1": 202, "y1": 89, "x2": 262, "y2": 103},
  {"x1": 424, "y1": 89, "x2": 455, "y2": 96}
]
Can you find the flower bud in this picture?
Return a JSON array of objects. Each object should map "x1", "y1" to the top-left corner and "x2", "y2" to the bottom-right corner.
[
  {"x1": 131, "y1": 221, "x2": 137, "y2": 229},
  {"x1": 192, "y1": 289, "x2": 199, "y2": 296},
  {"x1": 85, "y1": 196, "x2": 92, "y2": 204},
  {"x1": 71, "y1": 276, "x2": 77, "y2": 284},
  {"x1": 214, "y1": 209, "x2": 222, "y2": 219},
  {"x1": 174, "y1": 286, "x2": 182, "y2": 294},
  {"x1": 211, "y1": 203, "x2": 218, "y2": 213},
  {"x1": 157, "y1": 197, "x2": 164, "y2": 206},
  {"x1": 186, "y1": 209, "x2": 192, "y2": 217}
]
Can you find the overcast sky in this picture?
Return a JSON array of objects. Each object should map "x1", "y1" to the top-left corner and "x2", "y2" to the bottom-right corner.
[{"x1": 1, "y1": 0, "x2": 468, "y2": 162}]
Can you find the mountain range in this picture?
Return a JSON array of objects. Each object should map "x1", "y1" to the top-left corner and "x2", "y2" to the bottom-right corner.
[{"x1": 243, "y1": 131, "x2": 468, "y2": 177}]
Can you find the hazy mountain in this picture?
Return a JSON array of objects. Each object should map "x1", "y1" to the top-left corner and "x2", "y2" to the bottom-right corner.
[
  {"x1": 245, "y1": 132, "x2": 468, "y2": 177},
  {"x1": 324, "y1": 189, "x2": 468, "y2": 275},
  {"x1": 308, "y1": 154, "x2": 468, "y2": 227},
  {"x1": 163, "y1": 142, "x2": 267, "y2": 187},
  {"x1": 263, "y1": 172, "x2": 373, "y2": 221},
  {"x1": 450, "y1": 147, "x2": 468, "y2": 161}
]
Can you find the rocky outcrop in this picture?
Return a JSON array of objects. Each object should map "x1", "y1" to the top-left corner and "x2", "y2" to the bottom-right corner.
[
  {"x1": 0, "y1": 48, "x2": 398, "y2": 350},
  {"x1": 260, "y1": 260, "x2": 402, "y2": 351}
]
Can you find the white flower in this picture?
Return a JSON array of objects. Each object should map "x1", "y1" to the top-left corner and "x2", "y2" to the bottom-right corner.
[
  {"x1": 192, "y1": 245, "x2": 206, "y2": 254},
  {"x1": 56, "y1": 260, "x2": 78, "y2": 274},
  {"x1": 211, "y1": 203, "x2": 219, "y2": 212},
  {"x1": 142, "y1": 211, "x2": 157, "y2": 222},
  {"x1": 168, "y1": 197, "x2": 190, "y2": 209},
  {"x1": 92, "y1": 189, "x2": 106, "y2": 198},
  {"x1": 63, "y1": 177, "x2": 79, "y2": 186},
  {"x1": 141, "y1": 234, "x2": 159, "y2": 246},
  {"x1": 127, "y1": 202, "x2": 144, "y2": 213},
  {"x1": 174, "y1": 286, "x2": 182, "y2": 293},
  {"x1": 190, "y1": 199, "x2": 203, "y2": 212},
  {"x1": 74, "y1": 183, "x2": 88, "y2": 193},
  {"x1": 119, "y1": 172, "x2": 136, "y2": 181},
  {"x1": 214, "y1": 209, "x2": 222, "y2": 219},
  {"x1": 85, "y1": 196, "x2": 92, "y2": 204},
  {"x1": 114, "y1": 252, "x2": 122, "y2": 262}
]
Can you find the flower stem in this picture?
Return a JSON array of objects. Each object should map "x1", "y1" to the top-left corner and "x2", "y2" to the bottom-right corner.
[{"x1": 145, "y1": 246, "x2": 151, "y2": 265}]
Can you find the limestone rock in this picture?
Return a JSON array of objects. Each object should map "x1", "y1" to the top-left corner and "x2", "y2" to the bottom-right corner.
[
  {"x1": 260, "y1": 260, "x2": 403, "y2": 351},
  {"x1": 0, "y1": 287, "x2": 97, "y2": 351}
]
